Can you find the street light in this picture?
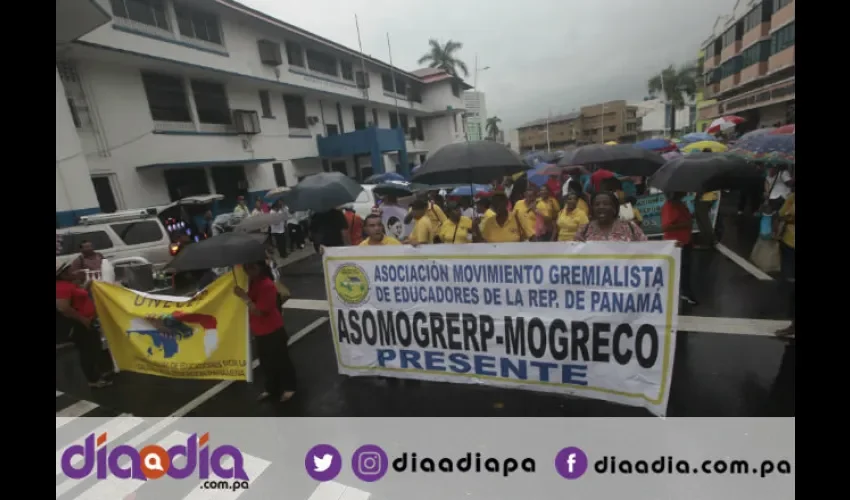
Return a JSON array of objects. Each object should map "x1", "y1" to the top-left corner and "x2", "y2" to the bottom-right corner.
[{"x1": 473, "y1": 54, "x2": 490, "y2": 91}]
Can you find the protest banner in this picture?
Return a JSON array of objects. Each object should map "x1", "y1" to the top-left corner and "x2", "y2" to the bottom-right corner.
[
  {"x1": 324, "y1": 242, "x2": 680, "y2": 416},
  {"x1": 380, "y1": 204, "x2": 413, "y2": 241},
  {"x1": 91, "y1": 270, "x2": 250, "y2": 381},
  {"x1": 634, "y1": 193, "x2": 721, "y2": 238}
]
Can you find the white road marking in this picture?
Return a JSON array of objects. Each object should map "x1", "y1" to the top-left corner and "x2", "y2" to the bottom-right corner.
[
  {"x1": 56, "y1": 401, "x2": 100, "y2": 422},
  {"x1": 284, "y1": 298, "x2": 789, "y2": 337},
  {"x1": 57, "y1": 390, "x2": 64, "y2": 397},
  {"x1": 284, "y1": 298, "x2": 329, "y2": 312},
  {"x1": 180, "y1": 449, "x2": 271, "y2": 500},
  {"x1": 715, "y1": 243, "x2": 774, "y2": 281},
  {"x1": 167, "y1": 318, "x2": 327, "y2": 417},
  {"x1": 307, "y1": 482, "x2": 371, "y2": 500},
  {"x1": 66, "y1": 431, "x2": 190, "y2": 500},
  {"x1": 55, "y1": 416, "x2": 146, "y2": 475},
  {"x1": 55, "y1": 417, "x2": 180, "y2": 498}
]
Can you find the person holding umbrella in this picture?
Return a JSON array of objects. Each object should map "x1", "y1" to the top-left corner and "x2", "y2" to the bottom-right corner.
[
  {"x1": 473, "y1": 192, "x2": 524, "y2": 243},
  {"x1": 233, "y1": 261, "x2": 297, "y2": 403},
  {"x1": 438, "y1": 202, "x2": 474, "y2": 244},
  {"x1": 661, "y1": 192, "x2": 697, "y2": 306}
]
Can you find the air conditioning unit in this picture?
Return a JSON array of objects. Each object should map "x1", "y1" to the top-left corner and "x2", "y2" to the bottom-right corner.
[
  {"x1": 232, "y1": 110, "x2": 261, "y2": 134},
  {"x1": 306, "y1": 116, "x2": 320, "y2": 126},
  {"x1": 257, "y1": 40, "x2": 282, "y2": 66},
  {"x1": 355, "y1": 71, "x2": 370, "y2": 89}
]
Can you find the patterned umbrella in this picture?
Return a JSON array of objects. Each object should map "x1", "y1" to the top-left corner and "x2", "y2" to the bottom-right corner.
[
  {"x1": 634, "y1": 138, "x2": 678, "y2": 153},
  {"x1": 681, "y1": 132, "x2": 715, "y2": 143},
  {"x1": 706, "y1": 115, "x2": 745, "y2": 134},
  {"x1": 738, "y1": 128, "x2": 775, "y2": 142},
  {"x1": 681, "y1": 140, "x2": 728, "y2": 153},
  {"x1": 729, "y1": 134, "x2": 795, "y2": 165},
  {"x1": 771, "y1": 124, "x2": 795, "y2": 135}
]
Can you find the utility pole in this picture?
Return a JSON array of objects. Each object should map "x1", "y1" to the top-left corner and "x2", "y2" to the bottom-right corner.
[
  {"x1": 546, "y1": 108, "x2": 552, "y2": 152},
  {"x1": 600, "y1": 102, "x2": 605, "y2": 144}
]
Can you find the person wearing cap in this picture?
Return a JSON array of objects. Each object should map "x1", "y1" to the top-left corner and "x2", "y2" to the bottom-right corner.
[
  {"x1": 56, "y1": 262, "x2": 113, "y2": 388},
  {"x1": 233, "y1": 196, "x2": 249, "y2": 216},
  {"x1": 473, "y1": 193, "x2": 523, "y2": 243}
]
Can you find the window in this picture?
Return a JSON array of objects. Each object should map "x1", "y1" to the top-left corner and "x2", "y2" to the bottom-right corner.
[
  {"x1": 141, "y1": 72, "x2": 191, "y2": 122},
  {"x1": 174, "y1": 2, "x2": 222, "y2": 44},
  {"x1": 273, "y1": 162, "x2": 287, "y2": 187},
  {"x1": 283, "y1": 95, "x2": 308, "y2": 129},
  {"x1": 741, "y1": 40, "x2": 771, "y2": 68},
  {"x1": 110, "y1": 0, "x2": 169, "y2": 30},
  {"x1": 721, "y1": 27, "x2": 737, "y2": 47},
  {"x1": 705, "y1": 42, "x2": 715, "y2": 58},
  {"x1": 306, "y1": 49, "x2": 338, "y2": 76},
  {"x1": 259, "y1": 90, "x2": 273, "y2": 117},
  {"x1": 394, "y1": 78, "x2": 407, "y2": 96},
  {"x1": 57, "y1": 231, "x2": 113, "y2": 255},
  {"x1": 414, "y1": 117, "x2": 425, "y2": 140},
  {"x1": 389, "y1": 111, "x2": 399, "y2": 129},
  {"x1": 191, "y1": 80, "x2": 230, "y2": 125},
  {"x1": 773, "y1": 0, "x2": 792, "y2": 10},
  {"x1": 743, "y1": 6, "x2": 762, "y2": 32},
  {"x1": 110, "y1": 221, "x2": 164, "y2": 245},
  {"x1": 607, "y1": 126, "x2": 615, "y2": 132},
  {"x1": 326, "y1": 124, "x2": 339, "y2": 136},
  {"x1": 285, "y1": 41, "x2": 304, "y2": 67},
  {"x1": 352, "y1": 106, "x2": 367, "y2": 130},
  {"x1": 91, "y1": 176, "x2": 118, "y2": 213},
  {"x1": 164, "y1": 168, "x2": 210, "y2": 201},
  {"x1": 372, "y1": 108, "x2": 379, "y2": 127},
  {"x1": 720, "y1": 56, "x2": 742, "y2": 79},
  {"x1": 771, "y1": 22, "x2": 794, "y2": 54},
  {"x1": 399, "y1": 113, "x2": 409, "y2": 134},
  {"x1": 451, "y1": 81, "x2": 460, "y2": 98},
  {"x1": 341, "y1": 61, "x2": 354, "y2": 81},
  {"x1": 382, "y1": 74, "x2": 396, "y2": 93}
]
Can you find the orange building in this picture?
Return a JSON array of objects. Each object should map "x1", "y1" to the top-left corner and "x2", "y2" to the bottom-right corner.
[{"x1": 699, "y1": 0, "x2": 795, "y2": 130}]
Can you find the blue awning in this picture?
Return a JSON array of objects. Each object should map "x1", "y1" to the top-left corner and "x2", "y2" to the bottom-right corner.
[{"x1": 136, "y1": 158, "x2": 275, "y2": 170}]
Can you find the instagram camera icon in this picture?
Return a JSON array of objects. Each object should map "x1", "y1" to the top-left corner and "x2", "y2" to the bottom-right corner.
[{"x1": 351, "y1": 445, "x2": 388, "y2": 482}]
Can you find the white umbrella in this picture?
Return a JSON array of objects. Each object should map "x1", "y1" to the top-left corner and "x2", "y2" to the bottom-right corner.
[{"x1": 266, "y1": 186, "x2": 291, "y2": 199}]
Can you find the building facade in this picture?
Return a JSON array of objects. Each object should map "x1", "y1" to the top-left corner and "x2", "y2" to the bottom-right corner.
[
  {"x1": 579, "y1": 101, "x2": 639, "y2": 144},
  {"x1": 633, "y1": 98, "x2": 695, "y2": 139},
  {"x1": 699, "y1": 0, "x2": 795, "y2": 131},
  {"x1": 56, "y1": 0, "x2": 468, "y2": 227},
  {"x1": 463, "y1": 91, "x2": 487, "y2": 141},
  {"x1": 516, "y1": 112, "x2": 580, "y2": 152}
]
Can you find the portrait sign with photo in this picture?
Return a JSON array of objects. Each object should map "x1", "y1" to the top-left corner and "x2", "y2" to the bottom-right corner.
[{"x1": 380, "y1": 204, "x2": 413, "y2": 241}]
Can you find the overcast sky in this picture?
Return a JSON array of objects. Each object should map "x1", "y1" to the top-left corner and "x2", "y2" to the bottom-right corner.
[{"x1": 243, "y1": 0, "x2": 737, "y2": 130}]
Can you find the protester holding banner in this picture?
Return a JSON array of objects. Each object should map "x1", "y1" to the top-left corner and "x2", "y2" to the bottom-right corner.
[
  {"x1": 512, "y1": 187, "x2": 538, "y2": 241},
  {"x1": 574, "y1": 192, "x2": 648, "y2": 242},
  {"x1": 360, "y1": 214, "x2": 401, "y2": 246},
  {"x1": 234, "y1": 261, "x2": 297, "y2": 403},
  {"x1": 56, "y1": 262, "x2": 113, "y2": 388},
  {"x1": 553, "y1": 192, "x2": 590, "y2": 242},
  {"x1": 425, "y1": 192, "x2": 448, "y2": 229},
  {"x1": 406, "y1": 200, "x2": 437, "y2": 245},
  {"x1": 535, "y1": 186, "x2": 560, "y2": 240},
  {"x1": 438, "y1": 202, "x2": 474, "y2": 244},
  {"x1": 661, "y1": 192, "x2": 698, "y2": 306},
  {"x1": 473, "y1": 193, "x2": 524, "y2": 243}
]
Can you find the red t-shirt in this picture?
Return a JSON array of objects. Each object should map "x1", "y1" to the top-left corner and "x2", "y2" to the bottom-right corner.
[
  {"x1": 546, "y1": 178, "x2": 561, "y2": 198},
  {"x1": 56, "y1": 280, "x2": 96, "y2": 319},
  {"x1": 344, "y1": 211, "x2": 363, "y2": 245},
  {"x1": 247, "y1": 277, "x2": 284, "y2": 336},
  {"x1": 661, "y1": 201, "x2": 692, "y2": 245}
]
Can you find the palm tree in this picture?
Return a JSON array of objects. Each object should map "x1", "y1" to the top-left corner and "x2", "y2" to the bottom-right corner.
[
  {"x1": 647, "y1": 63, "x2": 698, "y2": 136},
  {"x1": 485, "y1": 116, "x2": 501, "y2": 141},
  {"x1": 417, "y1": 39, "x2": 469, "y2": 77}
]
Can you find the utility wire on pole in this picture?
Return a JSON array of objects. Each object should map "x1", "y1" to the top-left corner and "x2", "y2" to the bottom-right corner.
[{"x1": 386, "y1": 33, "x2": 402, "y2": 130}]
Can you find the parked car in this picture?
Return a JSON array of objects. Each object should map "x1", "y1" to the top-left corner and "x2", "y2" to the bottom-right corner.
[{"x1": 352, "y1": 185, "x2": 376, "y2": 220}]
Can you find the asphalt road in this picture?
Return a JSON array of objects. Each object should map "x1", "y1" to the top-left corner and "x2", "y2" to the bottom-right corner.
[{"x1": 56, "y1": 204, "x2": 795, "y2": 419}]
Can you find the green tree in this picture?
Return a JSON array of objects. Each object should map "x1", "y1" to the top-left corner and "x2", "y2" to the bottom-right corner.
[
  {"x1": 417, "y1": 39, "x2": 469, "y2": 77},
  {"x1": 485, "y1": 116, "x2": 501, "y2": 141},
  {"x1": 647, "y1": 63, "x2": 698, "y2": 136}
]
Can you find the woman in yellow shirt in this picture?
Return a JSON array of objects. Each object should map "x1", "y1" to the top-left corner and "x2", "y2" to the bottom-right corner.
[
  {"x1": 535, "y1": 185, "x2": 560, "y2": 239},
  {"x1": 553, "y1": 193, "x2": 590, "y2": 241},
  {"x1": 512, "y1": 187, "x2": 538, "y2": 241},
  {"x1": 359, "y1": 214, "x2": 402, "y2": 246},
  {"x1": 406, "y1": 200, "x2": 436, "y2": 245},
  {"x1": 775, "y1": 183, "x2": 795, "y2": 338},
  {"x1": 438, "y1": 203, "x2": 474, "y2": 243},
  {"x1": 473, "y1": 193, "x2": 523, "y2": 243}
]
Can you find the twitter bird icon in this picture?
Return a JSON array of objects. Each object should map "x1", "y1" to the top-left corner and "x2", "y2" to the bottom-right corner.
[{"x1": 305, "y1": 444, "x2": 342, "y2": 481}]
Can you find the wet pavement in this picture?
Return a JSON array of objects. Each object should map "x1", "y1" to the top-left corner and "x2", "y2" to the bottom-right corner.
[{"x1": 56, "y1": 195, "x2": 795, "y2": 418}]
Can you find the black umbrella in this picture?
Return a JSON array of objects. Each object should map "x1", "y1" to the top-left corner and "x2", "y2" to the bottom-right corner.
[
  {"x1": 166, "y1": 232, "x2": 267, "y2": 272},
  {"x1": 372, "y1": 181, "x2": 415, "y2": 198},
  {"x1": 558, "y1": 144, "x2": 665, "y2": 177},
  {"x1": 280, "y1": 172, "x2": 363, "y2": 212},
  {"x1": 648, "y1": 152, "x2": 763, "y2": 193},
  {"x1": 411, "y1": 141, "x2": 527, "y2": 185},
  {"x1": 233, "y1": 212, "x2": 286, "y2": 232}
]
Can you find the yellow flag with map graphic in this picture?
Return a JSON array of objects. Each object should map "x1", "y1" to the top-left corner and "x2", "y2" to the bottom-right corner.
[{"x1": 91, "y1": 270, "x2": 250, "y2": 381}]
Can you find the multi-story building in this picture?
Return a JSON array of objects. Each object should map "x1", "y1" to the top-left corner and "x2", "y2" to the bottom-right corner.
[
  {"x1": 463, "y1": 91, "x2": 487, "y2": 141},
  {"x1": 516, "y1": 112, "x2": 580, "y2": 152},
  {"x1": 579, "y1": 101, "x2": 640, "y2": 144},
  {"x1": 699, "y1": 0, "x2": 795, "y2": 131},
  {"x1": 56, "y1": 0, "x2": 468, "y2": 227},
  {"x1": 633, "y1": 98, "x2": 694, "y2": 139}
]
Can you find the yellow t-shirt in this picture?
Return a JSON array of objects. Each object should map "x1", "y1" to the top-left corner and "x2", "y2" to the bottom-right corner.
[
  {"x1": 556, "y1": 209, "x2": 590, "y2": 241},
  {"x1": 632, "y1": 207, "x2": 643, "y2": 223},
  {"x1": 426, "y1": 202, "x2": 447, "y2": 228},
  {"x1": 439, "y1": 217, "x2": 473, "y2": 244},
  {"x1": 779, "y1": 193, "x2": 795, "y2": 249},
  {"x1": 359, "y1": 235, "x2": 401, "y2": 246},
  {"x1": 411, "y1": 216, "x2": 436, "y2": 244},
  {"x1": 577, "y1": 198, "x2": 590, "y2": 215},
  {"x1": 512, "y1": 200, "x2": 537, "y2": 240},
  {"x1": 535, "y1": 198, "x2": 560, "y2": 220},
  {"x1": 480, "y1": 214, "x2": 522, "y2": 243},
  {"x1": 701, "y1": 191, "x2": 720, "y2": 202},
  {"x1": 484, "y1": 208, "x2": 496, "y2": 219}
]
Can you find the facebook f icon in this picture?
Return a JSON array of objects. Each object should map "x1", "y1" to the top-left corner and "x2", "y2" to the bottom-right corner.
[{"x1": 555, "y1": 447, "x2": 588, "y2": 479}]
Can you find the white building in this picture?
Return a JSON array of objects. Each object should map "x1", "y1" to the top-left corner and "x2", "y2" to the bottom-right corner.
[
  {"x1": 56, "y1": 0, "x2": 469, "y2": 227},
  {"x1": 632, "y1": 98, "x2": 696, "y2": 139},
  {"x1": 463, "y1": 91, "x2": 487, "y2": 141}
]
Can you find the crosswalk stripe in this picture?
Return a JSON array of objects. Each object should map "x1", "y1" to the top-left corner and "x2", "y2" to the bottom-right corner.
[
  {"x1": 61, "y1": 431, "x2": 191, "y2": 500},
  {"x1": 307, "y1": 482, "x2": 371, "y2": 500},
  {"x1": 55, "y1": 416, "x2": 146, "y2": 475},
  {"x1": 180, "y1": 450, "x2": 271, "y2": 500},
  {"x1": 56, "y1": 401, "x2": 100, "y2": 422}
]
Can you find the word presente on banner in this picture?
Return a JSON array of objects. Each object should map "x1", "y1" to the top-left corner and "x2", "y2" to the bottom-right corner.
[
  {"x1": 92, "y1": 270, "x2": 250, "y2": 381},
  {"x1": 324, "y1": 242, "x2": 680, "y2": 416},
  {"x1": 634, "y1": 193, "x2": 721, "y2": 238}
]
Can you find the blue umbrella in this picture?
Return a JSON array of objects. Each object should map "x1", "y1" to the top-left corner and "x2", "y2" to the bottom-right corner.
[
  {"x1": 449, "y1": 184, "x2": 491, "y2": 197},
  {"x1": 634, "y1": 138, "x2": 677, "y2": 152},
  {"x1": 527, "y1": 163, "x2": 562, "y2": 187},
  {"x1": 729, "y1": 134, "x2": 795, "y2": 165},
  {"x1": 681, "y1": 132, "x2": 715, "y2": 143},
  {"x1": 364, "y1": 172, "x2": 406, "y2": 184}
]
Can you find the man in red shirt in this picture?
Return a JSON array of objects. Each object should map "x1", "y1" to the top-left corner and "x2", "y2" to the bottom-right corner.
[
  {"x1": 234, "y1": 261, "x2": 297, "y2": 403},
  {"x1": 661, "y1": 192, "x2": 697, "y2": 305},
  {"x1": 342, "y1": 206, "x2": 364, "y2": 245},
  {"x1": 56, "y1": 262, "x2": 112, "y2": 388}
]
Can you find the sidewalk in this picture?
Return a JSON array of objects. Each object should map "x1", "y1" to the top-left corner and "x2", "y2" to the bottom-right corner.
[{"x1": 273, "y1": 246, "x2": 316, "y2": 269}]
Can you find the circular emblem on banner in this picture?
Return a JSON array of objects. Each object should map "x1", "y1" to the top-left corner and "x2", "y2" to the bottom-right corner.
[{"x1": 333, "y1": 264, "x2": 370, "y2": 305}]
